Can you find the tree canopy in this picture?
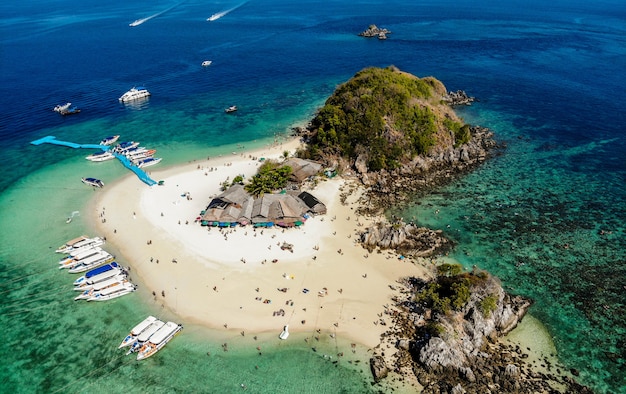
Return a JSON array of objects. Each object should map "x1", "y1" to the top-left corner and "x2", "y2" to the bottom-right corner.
[{"x1": 298, "y1": 66, "x2": 467, "y2": 171}]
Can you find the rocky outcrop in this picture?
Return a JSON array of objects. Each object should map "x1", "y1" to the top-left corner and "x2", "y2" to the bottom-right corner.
[
  {"x1": 358, "y1": 24, "x2": 391, "y2": 39},
  {"x1": 359, "y1": 220, "x2": 452, "y2": 257},
  {"x1": 443, "y1": 90, "x2": 476, "y2": 106},
  {"x1": 369, "y1": 355, "x2": 389, "y2": 382},
  {"x1": 370, "y1": 273, "x2": 593, "y2": 393},
  {"x1": 360, "y1": 126, "x2": 499, "y2": 215}
]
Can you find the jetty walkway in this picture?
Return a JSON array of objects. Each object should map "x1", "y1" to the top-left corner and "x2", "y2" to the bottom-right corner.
[{"x1": 30, "y1": 136, "x2": 157, "y2": 186}]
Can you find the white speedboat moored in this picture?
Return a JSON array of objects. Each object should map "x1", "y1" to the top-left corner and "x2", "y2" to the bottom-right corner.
[
  {"x1": 279, "y1": 325, "x2": 289, "y2": 340},
  {"x1": 202, "y1": 60, "x2": 212, "y2": 67},
  {"x1": 86, "y1": 151, "x2": 115, "y2": 162},
  {"x1": 119, "y1": 316, "x2": 158, "y2": 348},
  {"x1": 136, "y1": 157, "x2": 162, "y2": 168},
  {"x1": 100, "y1": 135, "x2": 120, "y2": 146},
  {"x1": 86, "y1": 281, "x2": 136, "y2": 301},
  {"x1": 67, "y1": 251, "x2": 114, "y2": 273},
  {"x1": 136, "y1": 321, "x2": 183, "y2": 360},
  {"x1": 81, "y1": 177, "x2": 104, "y2": 188},
  {"x1": 119, "y1": 87, "x2": 151, "y2": 102},
  {"x1": 73, "y1": 262, "x2": 121, "y2": 286},
  {"x1": 56, "y1": 235, "x2": 89, "y2": 253}
]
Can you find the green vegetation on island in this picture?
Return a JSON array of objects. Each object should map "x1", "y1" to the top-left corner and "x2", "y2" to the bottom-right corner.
[
  {"x1": 243, "y1": 161, "x2": 292, "y2": 197},
  {"x1": 298, "y1": 66, "x2": 469, "y2": 171}
]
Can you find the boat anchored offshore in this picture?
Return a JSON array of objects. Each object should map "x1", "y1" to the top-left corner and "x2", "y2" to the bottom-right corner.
[
  {"x1": 136, "y1": 321, "x2": 183, "y2": 360},
  {"x1": 225, "y1": 105, "x2": 237, "y2": 113},
  {"x1": 119, "y1": 316, "x2": 159, "y2": 348},
  {"x1": 81, "y1": 177, "x2": 104, "y2": 188},
  {"x1": 202, "y1": 60, "x2": 212, "y2": 67},
  {"x1": 119, "y1": 87, "x2": 151, "y2": 102},
  {"x1": 53, "y1": 102, "x2": 81, "y2": 115}
]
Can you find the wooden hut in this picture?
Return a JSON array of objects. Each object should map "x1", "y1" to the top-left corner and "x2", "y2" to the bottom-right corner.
[{"x1": 297, "y1": 191, "x2": 327, "y2": 215}]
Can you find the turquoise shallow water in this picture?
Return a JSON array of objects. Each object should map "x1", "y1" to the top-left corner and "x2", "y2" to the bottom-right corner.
[{"x1": 1, "y1": 0, "x2": 625, "y2": 392}]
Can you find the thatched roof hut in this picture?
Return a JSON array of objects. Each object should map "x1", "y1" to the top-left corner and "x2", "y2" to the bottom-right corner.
[
  {"x1": 283, "y1": 158, "x2": 323, "y2": 183},
  {"x1": 297, "y1": 191, "x2": 327, "y2": 215},
  {"x1": 201, "y1": 182, "x2": 326, "y2": 227}
]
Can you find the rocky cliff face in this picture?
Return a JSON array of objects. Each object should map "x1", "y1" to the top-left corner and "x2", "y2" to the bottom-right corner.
[
  {"x1": 359, "y1": 220, "x2": 453, "y2": 257},
  {"x1": 360, "y1": 125, "x2": 498, "y2": 215},
  {"x1": 415, "y1": 277, "x2": 532, "y2": 372},
  {"x1": 369, "y1": 273, "x2": 592, "y2": 393}
]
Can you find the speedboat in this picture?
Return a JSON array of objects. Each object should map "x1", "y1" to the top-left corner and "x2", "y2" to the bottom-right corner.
[
  {"x1": 127, "y1": 319, "x2": 165, "y2": 354},
  {"x1": 119, "y1": 316, "x2": 158, "y2": 348},
  {"x1": 136, "y1": 321, "x2": 183, "y2": 360},
  {"x1": 56, "y1": 236, "x2": 104, "y2": 254},
  {"x1": 202, "y1": 60, "x2": 212, "y2": 67},
  {"x1": 85, "y1": 151, "x2": 115, "y2": 162},
  {"x1": 56, "y1": 235, "x2": 88, "y2": 253},
  {"x1": 73, "y1": 262, "x2": 121, "y2": 286},
  {"x1": 54, "y1": 103, "x2": 72, "y2": 113},
  {"x1": 225, "y1": 105, "x2": 237, "y2": 113},
  {"x1": 113, "y1": 141, "x2": 140, "y2": 153},
  {"x1": 74, "y1": 265, "x2": 125, "y2": 289},
  {"x1": 53, "y1": 102, "x2": 80, "y2": 115},
  {"x1": 136, "y1": 157, "x2": 162, "y2": 168},
  {"x1": 81, "y1": 177, "x2": 104, "y2": 188},
  {"x1": 59, "y1": 247, "x2": 104, "y2": 269},
  {"x1": 119, "y1": 87, "x2": 150, "y2": 102},
  {"x1": 85, "y1": 281, "x2": 136, "y2": 302},
  {"x1": 67, "y1": 251, "x2": 114, "y2": 273},
  {"x1": 279, "y1": 325, "x2": 289, "y2": 340},
  {"x1": 74, "y1": 276, "x2": 129, "y2": 299},
  {"x1": 100, "y1": 135, "x2": 120, "y2": 146}
]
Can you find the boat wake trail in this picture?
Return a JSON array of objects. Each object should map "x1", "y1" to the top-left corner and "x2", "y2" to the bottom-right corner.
[
  {"x1": 207, "y1": 1, "x2": 248, "y2": 21},
  {"x1": 129, "y1": 2, "x2": 182, "y2": 27}
]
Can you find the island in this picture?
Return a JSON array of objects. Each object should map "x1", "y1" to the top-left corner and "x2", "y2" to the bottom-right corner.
[
  {"x1": 359, "y1": 24, "x2": 391, "y2": 40},
  {"x1": 92, "y1": 66, "x2": 590, "y2": 392}
]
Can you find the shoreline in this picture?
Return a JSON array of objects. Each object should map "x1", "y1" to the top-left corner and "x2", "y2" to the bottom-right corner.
[
  {"x1": 91, "y1": 137, "x2": 431, "y2": 348},
  {"x1": 87, "y1": 137, "x2": 565, "y2": 391}
]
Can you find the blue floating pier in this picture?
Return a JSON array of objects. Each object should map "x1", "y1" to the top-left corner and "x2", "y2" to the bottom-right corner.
[{"x1": 30, "y1": 136, "x2": 157, "y2": 186}]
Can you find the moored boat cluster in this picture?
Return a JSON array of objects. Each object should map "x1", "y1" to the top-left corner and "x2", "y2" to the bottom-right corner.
[
  {"x1": 55, "y1": 235, "x2": 136, "y2": 301},
  {"x1": 85, "y1": 137, "x2": 162, "y2": 168},
  {"x1": 119, "y1": 316, "x2": 183, "y2": 360}
]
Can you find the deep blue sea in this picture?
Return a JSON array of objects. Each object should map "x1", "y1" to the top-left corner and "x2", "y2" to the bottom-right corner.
[{"x1": 1, "y1": 0, "x2": 625, "y2": 392}]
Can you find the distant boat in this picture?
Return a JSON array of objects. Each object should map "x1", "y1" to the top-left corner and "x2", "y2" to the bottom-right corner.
[
  {"x1": 225, "y1": 105, "x2": 238, "y2": 113},
  {"x1": 100, "y1": 135, "x2": 120, "y2": 146},
  {"x1": 53, "y1": 103, "x2": 71, "y2": 113},
  {"x1": 81, "y1": 177, "x2": 104, "y2": 188},
  {"x1": 119, "y1": 87, "x2": 150, "y2": 102},
  {"x1": 53, "y1": 102, "x2": 81, "y2": 115},
  {"x1": 279, "y1": 325, "x2": 289, "y2": 340},
  {"x1": 129, "y1": 19, "x2": 143, "y2": 27},
  {"x1": 202, "y1": 60, "x2": 212, "y2": 67}
]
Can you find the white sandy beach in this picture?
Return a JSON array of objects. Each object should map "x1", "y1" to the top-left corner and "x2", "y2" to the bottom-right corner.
[{"x1": 92, "y1": 138, "x2": 431, "y2": 348}]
